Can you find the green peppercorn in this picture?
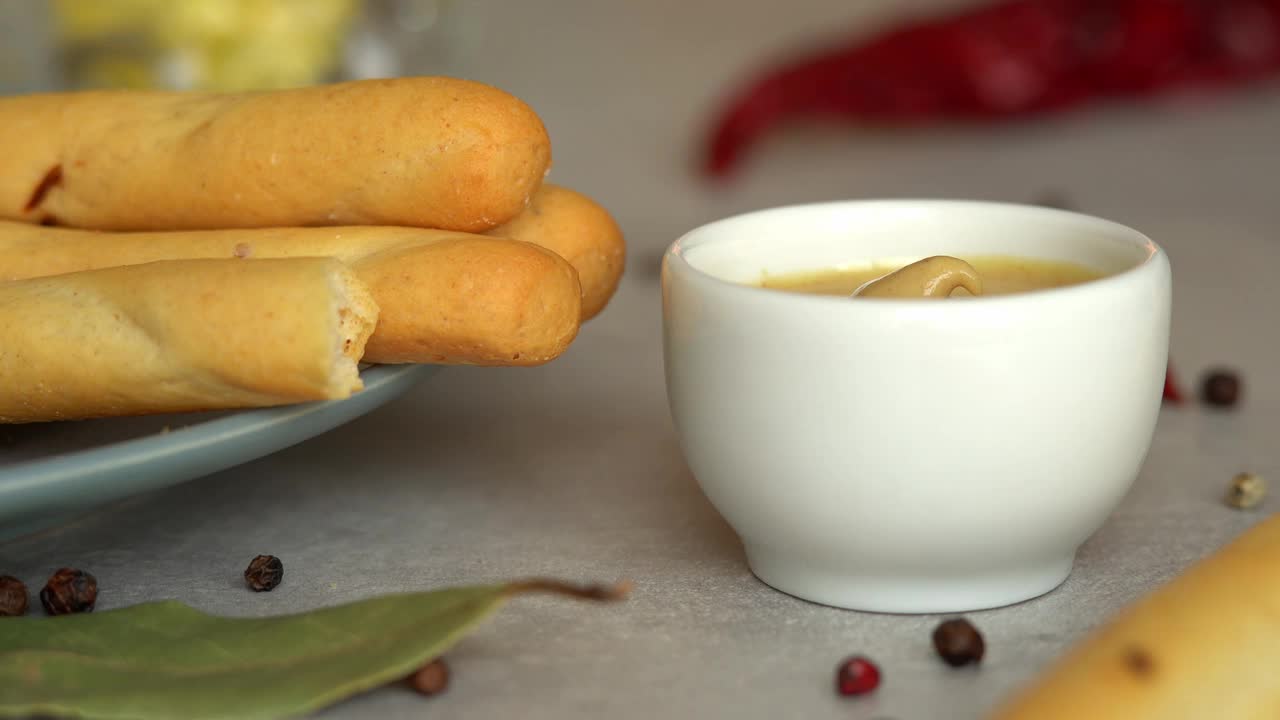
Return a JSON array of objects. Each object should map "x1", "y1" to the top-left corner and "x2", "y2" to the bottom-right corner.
[{"x1": 1226, "y1": 472, "x2": 1266, "y2": 510}]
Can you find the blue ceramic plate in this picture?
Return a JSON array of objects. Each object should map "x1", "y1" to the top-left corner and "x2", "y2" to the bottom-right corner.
[{"x1": 0, "y1": 364, "x2": 438, "y2": 542}]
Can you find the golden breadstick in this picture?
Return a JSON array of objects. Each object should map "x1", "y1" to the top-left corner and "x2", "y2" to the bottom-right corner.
[
  {"x1": 487, "y1": 183, "x2": 626, "y2": 320},
  {"x1": 0, "y1": 258, "x2": 377, "y2": 424},
  {"x1": 0, "y1": 77, "x2": 550, "y2": 233},
  {"x1": 991, "y1": 513, "x2": 1280, "y2": 720},
  {"x1": 0, "y1": 221, "x2": 581, "y2": 366}
]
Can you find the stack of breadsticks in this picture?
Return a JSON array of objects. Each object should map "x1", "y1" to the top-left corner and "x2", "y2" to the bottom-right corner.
[{"x1": 0, "y1": 77, "x2": 625, "y2": 424}]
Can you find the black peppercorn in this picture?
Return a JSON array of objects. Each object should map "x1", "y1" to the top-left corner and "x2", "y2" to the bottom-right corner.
[
  {"x1": 1200, "y1": 369, "x2": 1241, "y2": 408},
  {"x1": 0, "y1": 575, "x2": 29, "y2": 617},
  {"x1": 244, "y1": 555, "x2": 284, "y2": 592},
  {"x1": 409, "y1": 658, "x2": 451, "y2": 696},
  {"x1": 40, "y1": 568, "x2": 98, "y2": 615},
  {"x1": 932, "y1": 617, "x2": 985, "y2": 667}
]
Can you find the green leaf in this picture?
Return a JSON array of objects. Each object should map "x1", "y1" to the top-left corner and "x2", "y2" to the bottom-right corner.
[{"x1": 0, "y1": 579, "x2": 627, "y2": 720}]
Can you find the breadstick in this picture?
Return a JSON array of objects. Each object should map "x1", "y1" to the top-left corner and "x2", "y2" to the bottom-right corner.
[
  {"x1": 990, "y1": 513, "x2": 1280, "y2": 720},
  {"x1": 0, "y1": 77, "x2": 550, "y2": 233},
  {"x1": 0, "y1": 221, "x2": 581, "y2": 366},
  {"x1": 487, "y1": 183, "x2": 626, "y2": 320},
  {"x1": 0, "y1": 258, "x2": 377, "y2": 424}
]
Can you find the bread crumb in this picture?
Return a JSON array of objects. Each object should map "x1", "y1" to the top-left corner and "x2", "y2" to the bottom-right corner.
[{"x1": 233, "y1": 243, "x2": 252, "y2": 259}]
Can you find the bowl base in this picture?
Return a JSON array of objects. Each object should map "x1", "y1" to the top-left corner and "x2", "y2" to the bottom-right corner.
[{"x1": 745, "y1": 546, "x2": 1075, "y2": 614}]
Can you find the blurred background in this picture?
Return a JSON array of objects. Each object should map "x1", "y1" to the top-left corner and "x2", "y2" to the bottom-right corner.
[{"x1": 2, "y1": 0, "x2": 1279, "y2": 308}]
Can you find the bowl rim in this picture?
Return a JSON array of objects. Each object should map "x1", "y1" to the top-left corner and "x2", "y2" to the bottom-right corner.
[{"x1": 663, "y1": 199, "x2": 1167, "y2": 313}]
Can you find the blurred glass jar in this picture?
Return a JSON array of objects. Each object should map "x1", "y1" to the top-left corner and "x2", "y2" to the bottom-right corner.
[
  {"x1": 31, "y1": 0, "x2": 471, "y2": 93},
  {"x1": 52, "y1": 0, "x2": 362, "y2": 91}
]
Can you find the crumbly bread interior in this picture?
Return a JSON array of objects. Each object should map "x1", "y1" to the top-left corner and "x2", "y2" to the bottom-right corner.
[{"x1": 328, "y1": 264, "x2": 380, "y2": 396}]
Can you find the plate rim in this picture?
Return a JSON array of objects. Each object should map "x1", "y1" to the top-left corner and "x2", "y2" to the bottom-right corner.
[{"x1": 0, "y1": 363, "x2": 438, "y2": 538}]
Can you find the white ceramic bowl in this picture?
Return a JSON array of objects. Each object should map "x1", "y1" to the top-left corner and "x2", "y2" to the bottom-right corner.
[{"x1": 662, "y1": 200, "x2": 1171, "y2": 613}]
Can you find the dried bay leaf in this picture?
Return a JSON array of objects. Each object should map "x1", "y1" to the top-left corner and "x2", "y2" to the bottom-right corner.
[{"x1": 0, "y1": 579, "x2": 628, "y2": 720}]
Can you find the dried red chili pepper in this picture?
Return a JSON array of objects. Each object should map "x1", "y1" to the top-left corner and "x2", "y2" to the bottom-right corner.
[
  {"x1": 705, "y1": 0, "x2": 1280, "y2": 176},
  {"x1": 1163, "y1": 361, "x2": 1185, "y2": 404}
]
